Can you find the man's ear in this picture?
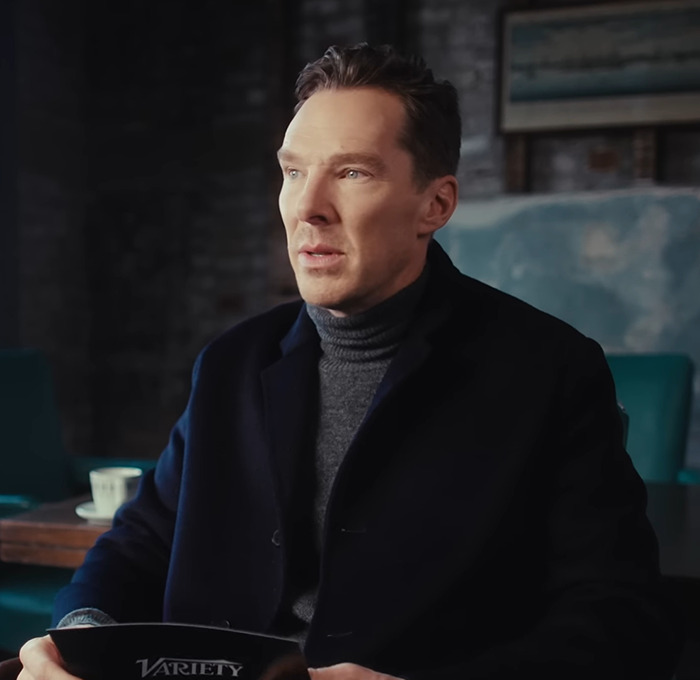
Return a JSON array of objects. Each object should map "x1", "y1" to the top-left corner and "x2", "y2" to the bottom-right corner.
[{"x1": 418, "y1": 175, "x2": 458, "y2": 237}]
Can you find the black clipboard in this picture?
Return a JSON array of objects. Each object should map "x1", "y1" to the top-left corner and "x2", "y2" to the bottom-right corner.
[{"x1": 49, "y1": 623, "x2": 308, "y2": 680}]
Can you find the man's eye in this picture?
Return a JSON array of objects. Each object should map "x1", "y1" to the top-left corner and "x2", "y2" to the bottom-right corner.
[
  {"x1": 287, "y1": 168, "x2": 299, "y2": 179},
  {"x1": 345, "y1": 169, "x2": 365, "y2": 179}
]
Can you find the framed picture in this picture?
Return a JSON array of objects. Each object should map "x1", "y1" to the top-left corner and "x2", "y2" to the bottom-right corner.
[{"x1": 500, "y1": 0, "x2": 700, "y2": 132}]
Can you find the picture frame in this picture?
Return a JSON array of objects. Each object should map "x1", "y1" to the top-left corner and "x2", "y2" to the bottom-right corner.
[{"x1": 499, "y1": 0, "x2": 700, "y2": 133}]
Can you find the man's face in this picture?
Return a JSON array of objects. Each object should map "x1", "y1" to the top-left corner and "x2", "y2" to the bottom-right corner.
[{"x1": 277, "y1": 87, "x2": 443, "y2": 316}]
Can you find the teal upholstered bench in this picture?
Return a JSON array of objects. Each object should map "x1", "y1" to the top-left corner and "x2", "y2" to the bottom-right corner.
[
  {"x1": 0, "y1": 566, "x2": 74, "y2": 654},
  {"x1": 0, "y1": 348, "x2": 156, "y2": 653},
  {"x1": 0, "y1": 456, "x2": 156, "y2": 654},
  {"x1": 0, "y1": 456, "x2": 156, "y2": 653}
]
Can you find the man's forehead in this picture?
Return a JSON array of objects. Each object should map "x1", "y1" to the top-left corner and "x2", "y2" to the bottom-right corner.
[
  {"x1": 280, "y1": 87, "x2": 407, "y2": 158},
  {"x1": 290, "y1": 88, "x2": 405, "y2": 132}
]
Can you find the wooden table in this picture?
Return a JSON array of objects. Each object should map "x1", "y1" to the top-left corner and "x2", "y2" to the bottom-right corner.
[{"x1": 0, "y1": 495, "x2": 109, "y2": 568}]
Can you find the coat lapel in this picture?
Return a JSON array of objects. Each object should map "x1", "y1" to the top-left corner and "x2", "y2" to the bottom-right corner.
[
  {"x1": 322, "y1": 260, "x2": 460, "y2": 539},
  {"x1": 364, "y1": 277, "x2": 453, "y2": 425},
  {"x1": 260, "y1": 307, "x2": 320, "y2": 516}
]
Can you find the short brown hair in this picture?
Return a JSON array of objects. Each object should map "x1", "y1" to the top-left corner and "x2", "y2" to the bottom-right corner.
[{"x1": 294, "y1": 43, "x2": 461, "y2": 187}]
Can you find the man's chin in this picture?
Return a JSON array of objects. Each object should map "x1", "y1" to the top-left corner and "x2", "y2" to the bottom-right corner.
[
  {"x1": 302, "y1": 296, "x2": 345, "y2": 313},
  {"x1": 299, "y1": 287, "x2": 351, "y2": 316}
]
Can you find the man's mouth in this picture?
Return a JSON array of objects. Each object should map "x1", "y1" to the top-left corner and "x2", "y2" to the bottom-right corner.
[
  {"x1": 301, "y1": 245, "x2": 342, "y2": 256},
  {"x1": 298, "y1": 245, "x2": 343, "y2": 267}
]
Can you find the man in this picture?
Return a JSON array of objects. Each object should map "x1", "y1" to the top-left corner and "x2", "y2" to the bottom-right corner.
[{"x1": 19, "y1": 43, "x2": 679, "y2": 680}]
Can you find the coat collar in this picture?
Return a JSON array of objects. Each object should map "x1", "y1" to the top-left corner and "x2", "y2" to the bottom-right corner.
[
  {"x1": 260, "y1": 308, "x2": 320, "y2": 519},
  {"x1": 366, "y1": 240, "x2": 461, "y2": 412},
  {"x1": 277, "y1": 239, "x2": 463, "y2": 355},
  {"x1": 260, "y1": 241, "x2": 465, "y2": 517}
]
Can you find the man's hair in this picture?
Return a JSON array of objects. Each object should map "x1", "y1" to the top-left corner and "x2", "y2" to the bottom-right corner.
[{"x1": 294, "y1": 43, "x2": 461, "y2": 187}]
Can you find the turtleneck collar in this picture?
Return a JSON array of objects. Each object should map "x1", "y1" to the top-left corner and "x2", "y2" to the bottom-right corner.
[{"x1": 305, "y1": 266, "x2": 429, "y2": 363}]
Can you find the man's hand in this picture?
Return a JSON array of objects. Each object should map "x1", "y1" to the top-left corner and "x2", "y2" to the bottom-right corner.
[
  {"x1": 17, "y1": 635, "x2": 83, "y2": 680},
  {"x1": 308, "y1": 663, "x2": 404, "y2": 680}
]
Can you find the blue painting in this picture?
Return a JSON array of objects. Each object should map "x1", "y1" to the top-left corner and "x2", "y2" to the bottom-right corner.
[
  {"x1": 509, "y1": 9, "x2": 700, "y2": 103},
  {"x1": 501, "y1": 1, "x2": 700, "y2": 130}
]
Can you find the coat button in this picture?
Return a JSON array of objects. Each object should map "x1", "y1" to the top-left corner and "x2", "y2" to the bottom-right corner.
[{"x1": 271, "y1": 529, "x2": 281, "y2": 546}]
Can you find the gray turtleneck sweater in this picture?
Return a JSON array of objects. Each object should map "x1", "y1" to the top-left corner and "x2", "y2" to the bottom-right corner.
[{"x1": 290, "y1": 270, "x2": 427, "y2": 635}]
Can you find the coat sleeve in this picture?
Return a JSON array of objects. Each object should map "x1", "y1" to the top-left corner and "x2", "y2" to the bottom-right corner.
[
  {"x1": 406, "y1": 338, "x2": 683, "y2": 680},
  {"x1": 51, "y1": 356, "x2": 202, "y2": 625}
]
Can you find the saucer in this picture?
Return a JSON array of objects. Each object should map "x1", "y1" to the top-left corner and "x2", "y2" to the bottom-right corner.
[{"x1": 75, "y1": 501, "x2": 113, "y2": 525}]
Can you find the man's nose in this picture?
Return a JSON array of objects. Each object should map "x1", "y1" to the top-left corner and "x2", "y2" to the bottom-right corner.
[{"x1": 295, "y1": 175, "x2": 334, "y2": 225}]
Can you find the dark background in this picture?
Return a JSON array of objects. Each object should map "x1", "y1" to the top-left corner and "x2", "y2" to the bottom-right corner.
[{"x1": 2, "y1": 0, "x2": 699, "y2": 460}]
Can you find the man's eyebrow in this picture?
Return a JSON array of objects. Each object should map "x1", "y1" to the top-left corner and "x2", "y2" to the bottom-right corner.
[
  {"x1": 330, "y1": 152, "x2": 387, "y2": 173},
  {"x1": 276, "y1": 148, "x2": 299, "y2": 163},
  {"x1": 276, "y1": 149, "x2": 387, "y2": 173}
]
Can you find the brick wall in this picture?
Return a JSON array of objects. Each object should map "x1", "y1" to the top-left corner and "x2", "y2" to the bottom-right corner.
[
  {"x1": 409, "y1": 0, "x2": 509, "y2": 197},
  {"x1": 11, "y1": 0, "x2": 700, "y2": 460},
  {"x1": 14, "y1": 0, "x2": 295, "y2": 458},
  {"x1": 82, "y1": 0, "x2": 281, "y2": 457},
  {"x1": 15, "y1": 0, "x2": 91, "y2": 454},
  {"x1": 0, "y1": 0, "x2": 18, "y2": 348}
]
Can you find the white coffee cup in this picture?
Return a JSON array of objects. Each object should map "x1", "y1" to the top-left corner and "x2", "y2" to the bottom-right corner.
[{"x1": 89, "y1": 466, "x2": 143, "y2": 518}]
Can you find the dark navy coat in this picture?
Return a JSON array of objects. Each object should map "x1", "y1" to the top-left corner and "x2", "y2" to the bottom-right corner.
[{"x1": 55, "y1": 243, "x2": 680, "y2": 679}]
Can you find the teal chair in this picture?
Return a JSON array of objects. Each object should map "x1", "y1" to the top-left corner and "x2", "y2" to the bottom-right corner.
[
  {"x1": 0, "y1": 349, "x2": 73, "y2": 509},
  {"x1": 0, "y1": 348, "x2": 155, "y2": 653},
  {"x1": 606, "y1": 353, "x2": 695, "y2": 484}
]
